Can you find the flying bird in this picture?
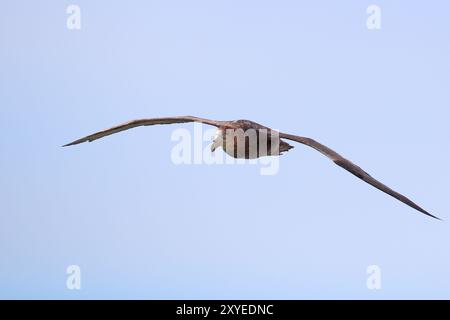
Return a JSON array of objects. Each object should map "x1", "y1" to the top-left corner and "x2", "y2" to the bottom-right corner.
[{"x1": 63, "y1": 115, "x2": 438, "y2": 220}]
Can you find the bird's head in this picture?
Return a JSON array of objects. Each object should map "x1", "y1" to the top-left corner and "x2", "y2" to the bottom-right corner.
[{"x1": 210, "y1": 129, "x2": 223, "y2": 152}]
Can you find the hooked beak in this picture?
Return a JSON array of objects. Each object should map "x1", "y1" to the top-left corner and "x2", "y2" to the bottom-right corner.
[
  {"x1": 211, "y1": 130, "x2": 223, "y2": 153},
  {"x1": 211, "y1": 138, "x2": 221, "y2": 152}
]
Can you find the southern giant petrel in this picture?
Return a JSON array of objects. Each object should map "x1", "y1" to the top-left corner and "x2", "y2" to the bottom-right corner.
[{"x1": 64, "y1": 116, "x2": 438, "y2": 220}]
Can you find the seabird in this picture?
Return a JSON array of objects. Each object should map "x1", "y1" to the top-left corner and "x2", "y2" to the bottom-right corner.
[{"x1": 63, "y1": 115, "x2": 439, "y2": 220}]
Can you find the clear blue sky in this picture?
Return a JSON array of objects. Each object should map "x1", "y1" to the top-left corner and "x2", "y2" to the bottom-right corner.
[{"x1": 1, "y1": 0, "x2": 449, "y2": 299}]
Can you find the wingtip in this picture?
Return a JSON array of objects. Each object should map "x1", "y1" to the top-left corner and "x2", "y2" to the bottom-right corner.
[
  {"x1": 61, "y1": 141, "x2": 77, "y2": 147},
  {"x1": 431, "y1": 214, "x2": 443, "y2": 221},
  {"x1": 61, "y1": 139, "x2": 86, "y2": 147},
  {"x1": 420, "y1": 210, "x2": 442, "y2": 221}
]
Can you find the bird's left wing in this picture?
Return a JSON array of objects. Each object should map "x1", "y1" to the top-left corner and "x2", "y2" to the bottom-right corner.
[
  {"x1": 63, "y1": 116, "x2": 222, "y2": 146},
  {"x1": 279, "y1": 132, "x2": 439, "y2": 220}
]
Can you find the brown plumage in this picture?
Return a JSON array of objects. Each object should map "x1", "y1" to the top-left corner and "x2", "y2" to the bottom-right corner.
[{"x1": 63, "y1": 116, "x2": 439, "y2": 220}]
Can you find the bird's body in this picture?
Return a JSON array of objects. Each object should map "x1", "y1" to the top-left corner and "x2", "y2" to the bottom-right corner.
[
  {"x1": 64, "y1": 115, "x2": 439, "y2": 220},
  {"x1": 212, "y1": 120, "x2": 294, "y2": 159}
]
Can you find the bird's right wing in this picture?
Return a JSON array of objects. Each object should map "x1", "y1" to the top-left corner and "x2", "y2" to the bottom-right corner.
[
  {"x1": 63, "y1": 116, "x2": 222, "y2": 146},
  {"x1": 279, "y1": 132, "x2": 439, "y2": 220}
]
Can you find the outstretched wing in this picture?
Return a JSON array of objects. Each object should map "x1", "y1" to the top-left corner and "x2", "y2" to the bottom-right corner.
[
  {"x1": 279, "y1": 132, "x2": 439, "y2": 220},
  {"x1": 63, "y1": 116, "x2": 222, "y2": 146}
]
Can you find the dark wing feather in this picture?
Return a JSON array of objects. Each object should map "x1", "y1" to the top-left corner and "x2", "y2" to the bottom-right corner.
[
  {"x1": 63, "y1": 116, "x2": 222, "y2": 146},
  {"x1": 279, "y1": 132, "x2": 439, "y2": 220}
]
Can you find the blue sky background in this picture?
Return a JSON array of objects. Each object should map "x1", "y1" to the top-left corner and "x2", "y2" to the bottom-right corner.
[{"x1": 1, "y1": 1, "x2": 450, "y2": 299}]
